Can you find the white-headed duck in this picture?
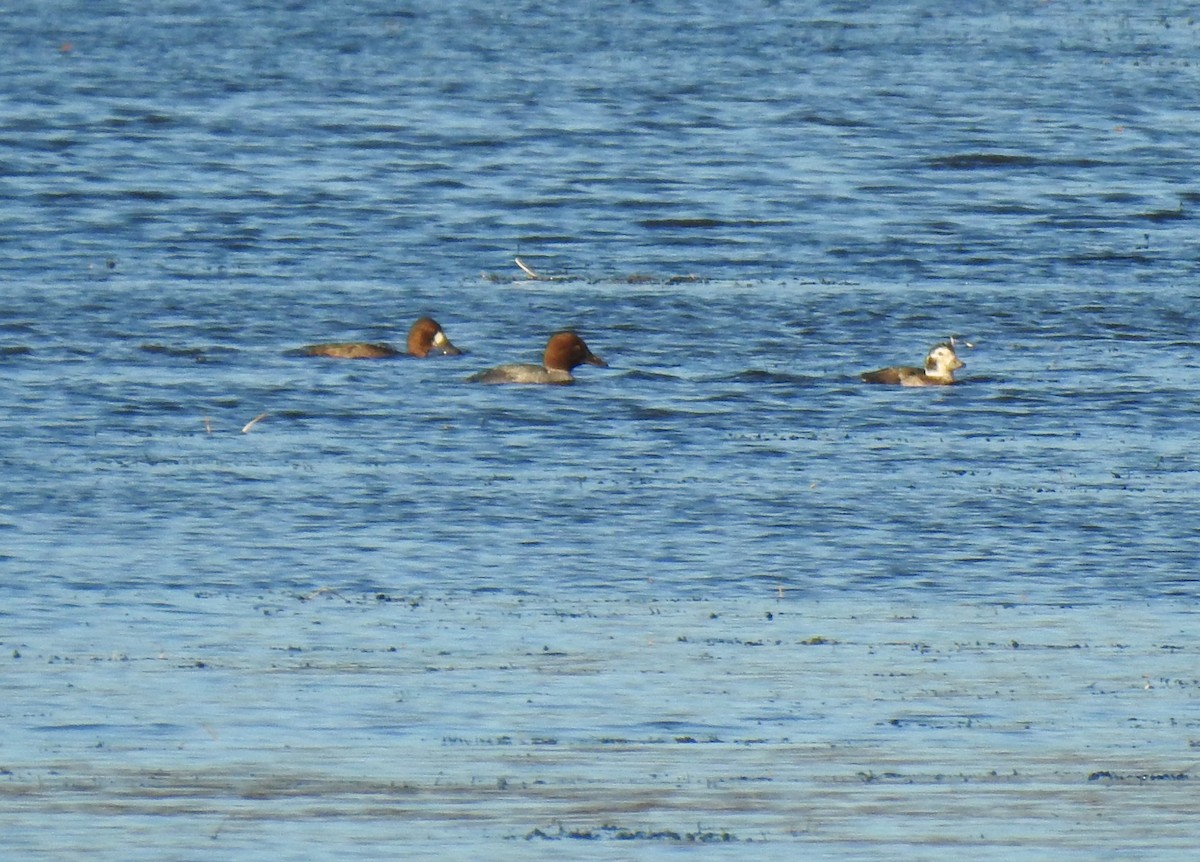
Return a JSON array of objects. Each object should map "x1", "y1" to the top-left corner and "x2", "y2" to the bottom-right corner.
[
  {"x1": 467, "y1": 331, "x2": 606, "y2": 385},
  {"x1": 298, "y1": 317, "x2": 462, "y2": 359},
  {"x1": 861, "y1": 342, "x2": 964, "y2": 386}
]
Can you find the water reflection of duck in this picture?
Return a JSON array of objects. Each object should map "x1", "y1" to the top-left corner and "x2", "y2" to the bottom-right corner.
[
  {"x1": 860, "y1": 342, "x2": 964, "y2": 386},
  {"x1": 467, "y1": 331, "x2": 606, "y2": 385},
  {"x1": 297, "y1": 317, "x2": 462, "y2": 359}
]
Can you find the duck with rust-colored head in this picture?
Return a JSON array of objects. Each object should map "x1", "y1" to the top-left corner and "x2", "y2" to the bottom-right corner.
[
  {"x1": 467, "y1": 331, "x2": 607, "y2": 385},
  {"x1": 860, "y1": 342, "x2": 964, "y2": 386},
  {"x1": 297, "y1": 317, "x2": 462, "y2": 359}
]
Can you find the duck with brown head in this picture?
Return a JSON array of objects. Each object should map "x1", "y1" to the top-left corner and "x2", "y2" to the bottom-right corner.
[
  {"x1": 860, "y1": 341, "x2": 964, "y2": 386},
  {"x1": 467, "y1": 331, "x2": 607, "y2": 385},
  {"x1": 297, "y1": 317, "x2": 462, "y2": 359}
]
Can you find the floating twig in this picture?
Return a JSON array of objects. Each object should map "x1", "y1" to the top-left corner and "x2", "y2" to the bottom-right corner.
[
  {"x1": 241, "y1": 412, "x2": 269, "y2": 434},
  {"x1": 300, "y1": 586, "x2": 345, "y2": 601},
  {"x1": 514, "y1": 256, "x2": 539, "y2": 279},
  {"x1": 512, "y1": 257, "x2": 573, "y2": 281}
]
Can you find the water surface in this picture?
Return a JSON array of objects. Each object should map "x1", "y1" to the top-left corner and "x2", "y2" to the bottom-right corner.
[{"x1": 1, "y1": 1, "x2": 1198, "y2": 858}]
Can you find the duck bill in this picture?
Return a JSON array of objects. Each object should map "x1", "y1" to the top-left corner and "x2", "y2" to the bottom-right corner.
[
  {"x1": 585, "y1": 353, "x2": 607, "y2": 368},
  {"x1": 433, "y1": 333, "x2": 463, "y2": 356}
]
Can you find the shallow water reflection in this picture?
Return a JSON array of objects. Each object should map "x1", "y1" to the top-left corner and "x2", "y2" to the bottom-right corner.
[{"x1": 4, "y1": 593, "x2": 1196, "y2": 859}]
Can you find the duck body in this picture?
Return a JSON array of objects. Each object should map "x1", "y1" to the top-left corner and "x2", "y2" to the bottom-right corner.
[
  {"x1": 469, "y1": 364, "x2": 576, "y2": 385},
  {"x1": 300, "y1": 341, "x2": 401, "y2": 359},
  {"x1": 297, "y1": 317, "x2": 461, "y2": 359},
  {"x1": 861, "y1": 342, "x2": 964, "y2": 386},
  {"x1": 468, "y1": 331, "x2": 606, "y2": 385}
]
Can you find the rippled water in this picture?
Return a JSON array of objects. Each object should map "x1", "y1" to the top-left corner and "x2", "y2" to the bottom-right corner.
[{"x1": 2, "y1": 1, "x2": 1198, "y2": 858}]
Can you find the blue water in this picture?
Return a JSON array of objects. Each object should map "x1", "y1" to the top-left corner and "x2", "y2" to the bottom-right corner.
[{"x1": 2, "y1": 1, "x2": 1198, "y2": 858}]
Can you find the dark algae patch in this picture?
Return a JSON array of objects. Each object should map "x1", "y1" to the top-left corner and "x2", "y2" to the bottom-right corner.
[
  {"x1": 1087, "y1": 770, "x2": 1191, "y2": 782},
  {"x1": 524, "y1": 823, "x2": 737, "y2": 842}
]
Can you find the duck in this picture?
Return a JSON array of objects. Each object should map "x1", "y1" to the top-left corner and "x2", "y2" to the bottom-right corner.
[
  {"x1": 860, "y1": 341, "x2": 964, "y2": 386},
  {"x1": 297, "y1": 317, "x2": 461, "y2": 359},
  {"x1": 467, "y1": 331, "x2": 607, "y2": 384}
]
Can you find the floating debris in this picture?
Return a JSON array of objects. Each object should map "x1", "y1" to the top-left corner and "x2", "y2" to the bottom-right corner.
[{"x1": 241, "y1": 412, "x2": 269, "y2": 434}]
